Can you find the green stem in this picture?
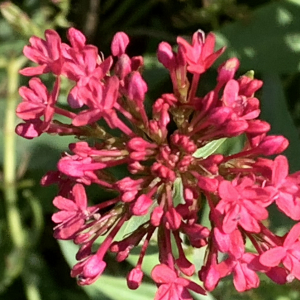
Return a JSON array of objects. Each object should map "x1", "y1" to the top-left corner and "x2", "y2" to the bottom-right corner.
[
  {"x1": 23, "y1": 279, "x2": 42, "y2": 300},
  {"x1": 3, "y1": 56, "x2": 27, "y2": 249}
]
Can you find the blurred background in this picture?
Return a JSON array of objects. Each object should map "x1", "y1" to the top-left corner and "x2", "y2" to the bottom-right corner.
[{"x1": 1, "y1": 0, "x2": 300, "y2": 299}]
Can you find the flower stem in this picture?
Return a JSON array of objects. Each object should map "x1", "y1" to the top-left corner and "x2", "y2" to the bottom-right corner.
[
  {"x1": 23, "y1": 279, "x2": 42, "y2": 300},
  {"x1": 3, "y1": 56, "x2": 27, "y2": 249}
]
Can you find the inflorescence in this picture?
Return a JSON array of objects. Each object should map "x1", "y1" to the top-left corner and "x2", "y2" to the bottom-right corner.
[{"x1": 16, "y1": 28, "x2": 300, "y2": 299}]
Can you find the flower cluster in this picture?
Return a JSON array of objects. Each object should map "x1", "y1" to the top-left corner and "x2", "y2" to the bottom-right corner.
[{"x1": 16, "y1": 27, "x2": 300, "y2": 299}]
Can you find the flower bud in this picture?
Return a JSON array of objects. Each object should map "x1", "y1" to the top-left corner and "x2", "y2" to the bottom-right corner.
[
  {"x1": 217, "y1": 58, "x2": 240, "y2": 85},
  {"x1": 165, "y1": 207, "x2": 182, "y2": 230},
  {"x1": 131, "y1": 194, "x2": 153, "y2": 216},
  {"x1": 114, "y1": 54, "x2": 132, "y2": 79},
  {"x1": 258, "y1": 135, "x2": 289, "y2": 155},
  {"x1": 111, "y1": 32, "x2": 129, "y2": 56},
  {"x1": 127, "y1": 267, "x2": 144, "y2": 289},
  {"x1": 151, "y1": 206, "x2": 164, "y2": 227},
  {"x1": 127, "y1": 71, "x2": 148, "y2": 102},
  {"x1": 67, "y1": 27, "x2": 86, "y2": 50},
  {"x1": 157, "y1": 42, "x2": 175, "y2": 69}
]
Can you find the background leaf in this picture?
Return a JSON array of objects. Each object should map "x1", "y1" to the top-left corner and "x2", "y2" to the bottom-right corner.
[
  {"x1": 260, "y1": 72, "x2": 300, "y2": 172},
  {"x1": 216, "y1": 0, "x2": 300, "y2": 73}
]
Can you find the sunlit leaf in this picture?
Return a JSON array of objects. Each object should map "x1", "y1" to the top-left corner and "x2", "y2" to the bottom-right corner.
[
  {"x1": 193, "y1": 138, "x2": 226, "y2": 159},
  {"x1": 216, "y1": 0, "x2": 300, "y2": 73},
  {"x1": 261, "y1": 72, "x2": 300, "y2": 172}
]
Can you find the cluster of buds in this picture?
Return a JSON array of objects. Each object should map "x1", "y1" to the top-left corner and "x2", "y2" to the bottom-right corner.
[{"x1": 16, "y1": 27, "x2": 300, "y2": 299}]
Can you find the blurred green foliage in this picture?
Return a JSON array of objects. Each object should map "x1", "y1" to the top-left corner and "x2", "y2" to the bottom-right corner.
[{"x1": 1, "y1": 0, "x2": 300, "y2": 299}]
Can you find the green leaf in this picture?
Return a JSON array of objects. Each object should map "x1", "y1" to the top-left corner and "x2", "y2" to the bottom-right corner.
[
  {"x1": 193, "y1": 138, "x2": 226, "y2": 159},
  {"x1": 260, "y1": 72, "x2": 300, "y2": 172},
  {"x1": 216, "y1": 0, "x2": 300, "y2": 73},
  {"x1": 172, "y1": 177, "x2": 184, "y2": 206},
  {"x1": 0, "y1": 246, "x2": 26, "y2": 293},
  {"x1": 84, "y1": 275, "x2": 156, "y2": 300},
  {"x1": 119, "y1": 201, "x2": 157, "y2": 240},
  {"x1": 0, "y1": 2, "x2": 42, "y2": 37},
  {"x1": 215, "y1": 135, "x2": 245, "y2": 156}
]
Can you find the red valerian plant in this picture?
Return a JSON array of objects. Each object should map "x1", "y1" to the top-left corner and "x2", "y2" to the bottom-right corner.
[{"x1": 16, "y1": 27, "x2": 300, "y2": 299}]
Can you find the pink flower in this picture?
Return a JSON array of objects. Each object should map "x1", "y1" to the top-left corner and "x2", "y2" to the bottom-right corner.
[
  {"x1": 52, "y1": 184, "x2": 97, "y2": 239},
  {"x1": 213, "y1": 228, "x2": 244, "y2": 256},
  {"x1": 131, "y1": 194, "x2": 153, "y2": 216},
  {"x1": 219, "y1": 253, "x2": 263, "y2": 292},
  {"x1": 18, "y1": 77, "x2": 59, "y2": 118},
  {"x1": 15, "y1": 119, "x2": 44, "y2": 139},
  {"x1": 151, "y1": 264, "x2": 206, "y2": 300},
  {"x1": 16, "y1": 77, "x2": 60, "y2": 137},
  {"x1": 260, "y1": 222, "x2": 300, "y2": 280},
  {"x1": 72, "y1": 76, "x2": 121, "y2": 127},
  {"x1": 222, "y1": 79, "x2": 261, "y2": 120},
  {"x1": 181, "y1": 223, "x2": 210, "y2": 248},
  {"x1": 177, "y1": 30, "x2": 225, "y2": 74},
  {"x1": 62, "y1": 45, "x2": 100, "y2": 81},
  {"x1": 216, "y1": 177, "x2": 271, "y2": 233},
  {"x1": 20, "y1": 29, "x2": 63, "y2": 76},
  {"x1": 270, "y1": 155, "x2": 300, "y2": 220}
]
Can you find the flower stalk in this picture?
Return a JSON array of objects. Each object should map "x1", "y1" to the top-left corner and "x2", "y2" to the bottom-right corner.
[{"x1": 4, "y1": 56, "x2": 27, "y2": 249}]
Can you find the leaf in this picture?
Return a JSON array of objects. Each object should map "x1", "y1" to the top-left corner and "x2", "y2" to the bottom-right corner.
[
  {"x1": 0, "y1": 2, "x2": 42, "y2": 37},
  {"x1": 215, "y1": 135, "x2": 245, "y2": 156},
  {"x1": 216, "y1": 0, "x2": 300, "y2": 73},
  {"x1": 172, "y1": 177, "x2": 184, "y2": 206},
  {"x1": 260, "y1": 72, "x2": 300, "y2": 172},
  {"x1": 84, "y1": 275, "x2": 156, "y2": 300},
  {"x1": 0, "y1": 246, "x2": 26, "y2": 293},
  {"x1": 119, "y1": 201, "x2": 157, "y2": 240},
  {"x1": 193, "y1": 138, "x2": 226, "y2": 159}
]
